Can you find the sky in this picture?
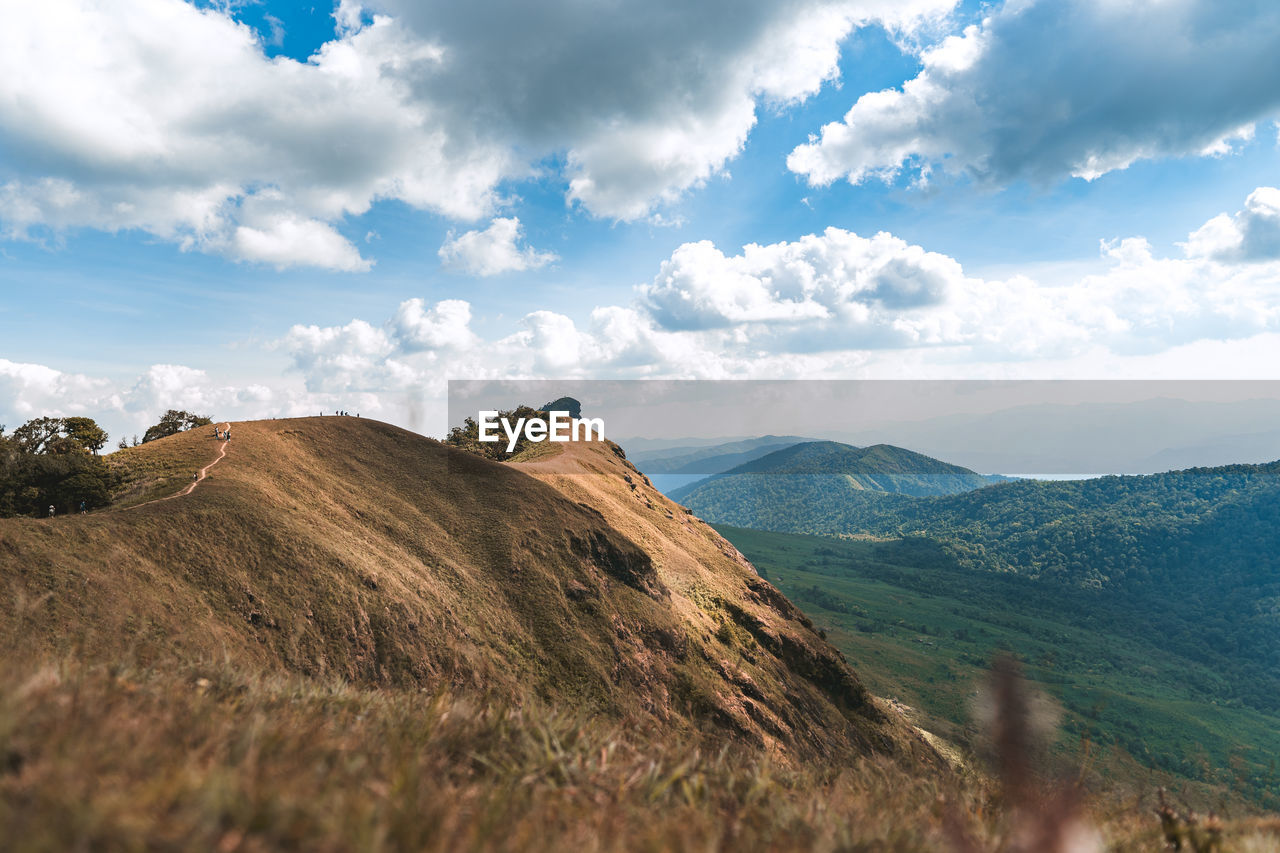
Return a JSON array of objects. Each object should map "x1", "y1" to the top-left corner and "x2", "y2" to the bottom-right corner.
[{"x1": 2, "y1": 0, "x2": 1280, "y2": 443}]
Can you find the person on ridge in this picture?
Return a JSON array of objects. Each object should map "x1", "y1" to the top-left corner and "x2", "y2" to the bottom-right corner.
[{"x1": 47, "y1": 505, "x2": 55, "y2": 517}]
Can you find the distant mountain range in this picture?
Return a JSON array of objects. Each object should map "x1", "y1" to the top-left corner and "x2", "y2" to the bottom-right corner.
[
  {"x1": 621, "y1": 395, "x2": 1280, "y2": 476},
  {"x1": 685, "y1": 455, "x2": 1280, "y2": 712},
  {"x1": 668, "y1": 440, "x2": 1007, "y2": 506},
  {"x1": 834, "y1": 396, "x2": 1280, "y2": 475},
  {"x1": 629, "y1": 435, "x2": 815, "y2": 475}
]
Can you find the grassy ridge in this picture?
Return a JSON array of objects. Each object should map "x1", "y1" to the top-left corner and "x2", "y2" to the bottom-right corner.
[
  {"x1": 1, "y1": 417, "x2": 936, "y2": 774},
  {"x1": 713, "y1": 525, "x2": 1280, "y2": 811}
]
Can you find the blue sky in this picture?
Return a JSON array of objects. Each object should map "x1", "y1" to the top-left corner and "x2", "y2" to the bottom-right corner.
[{"x1": 2, "y1": 0, "x2": 1280, "y2": 441}]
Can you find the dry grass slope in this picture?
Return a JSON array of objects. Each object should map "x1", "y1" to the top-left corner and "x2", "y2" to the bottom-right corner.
[{"x1": 1, "y1": 417, "x2": 929, "y2": 764}]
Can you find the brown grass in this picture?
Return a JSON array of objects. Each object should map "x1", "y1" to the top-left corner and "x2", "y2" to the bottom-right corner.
[
  {"x1": 0, "y1": 651, "x2": 995, "y2": 853},
  {"x1": 1, "y1": 418, "x2": 933, "y2": 766}
]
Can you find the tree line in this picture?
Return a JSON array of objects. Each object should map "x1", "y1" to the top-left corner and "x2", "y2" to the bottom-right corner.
[{"x1": 0, "y1": 410, "x2": 212, "y2": 517}]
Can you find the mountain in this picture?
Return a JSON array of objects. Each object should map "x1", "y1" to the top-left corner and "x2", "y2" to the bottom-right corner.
[
  {"x1": 669, "y1": 441, "x2": 1003, "y2": 508},
  {"x1": 540, "y1": 395, "x2": 582, "y2": 419},
  {"x1": 629, "y1": 435, "x2": 815, "y2": 475},
  {"x1": 628, "y1": 435, "x2": 818, "y2": 498},
  {"x1": 696, "y1": 459, "x2": 1280, "y2": 713},
  {"x1": 836, "y1": 396, "x2": 1280, "y2": 475},
  {"x1": 0, "y1": 416, "x2": 932, "y2": 765},
  {"x1": 5, "y1": 418, "x2": 1276, "y2": 846},
  {"x1": 681, "y1": 449, "x2": 1280, "y2": 809}
]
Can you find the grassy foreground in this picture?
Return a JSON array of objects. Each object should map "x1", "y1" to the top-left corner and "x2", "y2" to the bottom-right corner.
[
  {"x1": 2, "y1": 651, "x2": 986, "y2": 852},
  {"x1": 7, "y1": 649, "x2": 1280, "y2": 851}
]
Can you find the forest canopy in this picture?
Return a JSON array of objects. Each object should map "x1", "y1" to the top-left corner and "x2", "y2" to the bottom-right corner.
[{"x1": 0, "y1": 416, "x2": 114, "y2": 516}]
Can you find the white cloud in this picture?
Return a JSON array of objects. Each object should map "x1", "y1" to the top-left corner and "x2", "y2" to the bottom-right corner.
[
  {"x1": 376, "y1": 0, "x2": 955, "y2": 220},
  {"x1": 0, "y1": 0, "x2": 510, "y2": 270},
  {"x1": 0, "y1": 357, "x2": 402, "y2": 447},
  {"x1": 789, "y1": 0, "x2": 1280, "y2": 189},
  {"x1": 0, "y1": 359, "x2": 119, "y2": 424},
  {"x1": 119, "y1": 365, "x2": 289, "y2": 426},
  {"x1": 638, "y1": 189, "x2": 1280, "y2": 361},
  {"x1": 124, "y1": 365, "x2": 216, "y2": 414},
  {"x1": 12, "y1": 190, "x2": 1280, "y2": 442},
  {"x1": 0, "y1": 0, "x2": 956, "y2": 265},
  {"x1": 392, "y1": 298, "x2": 479, "y2": 351},
  {"x1": 280, "y1": 319, "x2": 411, "y2": 393},
  {"x1": 514, "y1": 312, "x2": 587, "y2": 373},
  {"x1": 266, "y1": 189, "x2": 1280, "y2": 404},
  {"x1": 438, "y1": 218, "x2": 557, "y2": 276},
  {"x1": 1182, "y1": 187, "x2": 1280, "y2": 262},
  {"x1": 641, "y1": 229, "x2": 960, "y2": 332},
  {"x1": 230, "y1": 215, "x2": 373, "y2": 273}
]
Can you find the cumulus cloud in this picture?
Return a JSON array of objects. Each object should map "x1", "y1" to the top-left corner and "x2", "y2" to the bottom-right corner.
[
  {"x1": 375, "y1": 0, "x2": 954, "y2": 220},
  {"x1": 123, "y1": 365, "x2": 218, "y2": 414},
  {"x1": 438, "y1": 218, "x2": 557, "y2": 276},
  {"x1": 789, "y1": 0, "x2": 1280, "y2": 189},
  {"x1": 641, "y1": 229, "x2": 960, "y2": 332},
  {"x1": 638, "y1": 188, "x2": 1280, "y2": 360},
  {"x1": 0, "y1": 358, "x2": 420, "y2": 451},
  {"x1": 0, "y1": 359, "x2": 119, "y2": 423},
  {"x1": 0, "y1": 0, "x2": 509, "y2": 270},
  {"x1": 0, "y1": 0, "x2": 955, "y2": 267},
  {"x1": 231, "y1": 215, "x2": 374, "y2": 273},
  {"x1": 392, "y1": 298, "x2": 479, "y2": 352},
  {"x1": 267, "y1": 188, "x2": 1280, "y2": 404},
  {"x1": 279, "y1": 319, "x2": 411, "y2": 393},
  {"x1": 1183, "y1": 187, "x2": 1280, "y2": 262},
  {"x1": 14, "y1": 189, "x2": 1279, "y2": 441}
]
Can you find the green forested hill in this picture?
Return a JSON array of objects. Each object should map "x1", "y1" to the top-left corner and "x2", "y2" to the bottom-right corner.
[
  {"x1": 669, "y1": 441, "x2": 1001, "y2": 504},
  {"x1": 687, "y1": 462, "x2": 1280, "y2": 712},
  {"x1": 715, "y1": 525, "x2": 1280, "y2": 810}
]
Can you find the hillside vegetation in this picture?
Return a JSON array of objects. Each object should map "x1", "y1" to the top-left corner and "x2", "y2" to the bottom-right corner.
[
  {"x1": 0, "y1": 417, "x2": 1009, "y2": 851},
  {"x1": 687, "y1": 462, "x2": 1280, "y2": 714},
  {"x1": 715, "y1": 525, "x2": 1280, "y2": 811}
]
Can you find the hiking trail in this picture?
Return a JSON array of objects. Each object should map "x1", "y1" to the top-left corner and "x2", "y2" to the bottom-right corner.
[{"x1": 127, "y1": 423, "x2": 231, "y2": 510}]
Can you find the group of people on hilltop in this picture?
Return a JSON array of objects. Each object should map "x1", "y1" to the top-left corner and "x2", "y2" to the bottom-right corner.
[
  {"x1": 213, "y1": 426, "x2": 231, "y2": 440},
  {"x1": 323, "y1": 410, "x2": 359, "y2": 417}
]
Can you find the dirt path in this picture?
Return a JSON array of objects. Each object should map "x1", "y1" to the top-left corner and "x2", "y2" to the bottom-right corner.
[{"x1": 128, "y1": 423, "x2": 232, "y2": 510}]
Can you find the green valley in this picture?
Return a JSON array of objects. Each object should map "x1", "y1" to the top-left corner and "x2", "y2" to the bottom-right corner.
[{"x1": 714, "y1": 524, "x2": 1280, "y2": 809}]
